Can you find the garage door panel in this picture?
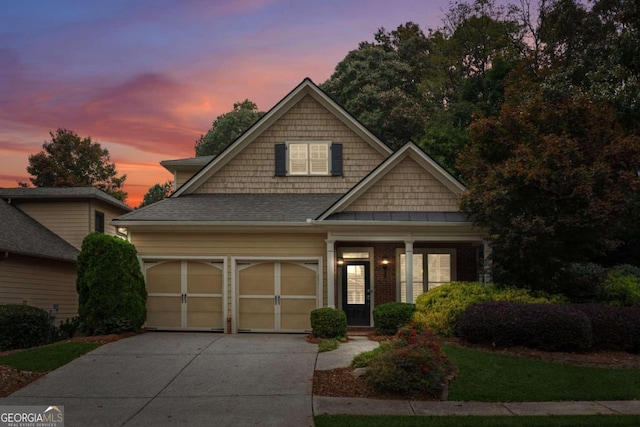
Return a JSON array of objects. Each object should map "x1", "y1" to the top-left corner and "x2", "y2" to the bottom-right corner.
[
  {"x1": 188, "y1": 262, "x2": 223, "y2": 294},
  {"x1": 187, "y1": 297, "x2": 223, "y2": 328},
  {"x1": 147, "y1": 262, "x2": 181, "y2": 294},
  {"x1": 239, "y1": 298, "x2": 275, "y2": 330},
  {"x1": 280, "y1": 298, "x2": 316, "y2": 330},
  {"x1": 239, "y1": 263, "x2": 275, "y2": 295},
  {"x1": 146, "y1": 296, "x2": 182, "y2": 328},
  {"x1": 280, "y1": 263, "x2": 317, "y2": 296}
]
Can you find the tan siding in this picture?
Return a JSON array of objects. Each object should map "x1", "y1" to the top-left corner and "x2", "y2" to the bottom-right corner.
[
  {"x1": 16, "y1": 202, "x2": 89, "y2": 249},
  {"x1": 132, "y1": 232, "x2": 327, "y2": 317},
  {"x1": 91, "y1": 201, "x2": 129, "y2": 239},
  {"x1": 0, "y1": 255, "x2": 78, "y2": 324},
  {"x1": 194, "y1": 95, "x2": 386, "y2": 194},
  {"x1": 345, "y1": 157, "x2": 461, "y2": 212},
  {"x1": 176, "y1": 171, "x2": 195, "y2": 188}
]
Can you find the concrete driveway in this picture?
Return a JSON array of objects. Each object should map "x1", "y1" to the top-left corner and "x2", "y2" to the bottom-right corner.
[{"x1": 0, "y1": 332, "x2": 318, "y2": 426}]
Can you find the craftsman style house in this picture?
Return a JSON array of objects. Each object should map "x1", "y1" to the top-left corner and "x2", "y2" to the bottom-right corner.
[{"x1": 113, "y1": 79, "x2": 487, "y2": 333}]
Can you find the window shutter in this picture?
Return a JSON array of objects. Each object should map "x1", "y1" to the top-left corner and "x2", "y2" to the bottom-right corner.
[
  {"x1": 275, "y1": 144, "x2": 286, "y2": 176},
  {"x1": 331, "y1": 143, "x2": 343, "y2": 176}
]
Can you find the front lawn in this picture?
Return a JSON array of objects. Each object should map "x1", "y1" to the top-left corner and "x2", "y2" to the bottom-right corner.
[
  {"x1": 0, "y1": 341, "x2": 100, "y2": 372},
  {"x1": 444, "y1": 345, "x2": 640, "y2": 401}
]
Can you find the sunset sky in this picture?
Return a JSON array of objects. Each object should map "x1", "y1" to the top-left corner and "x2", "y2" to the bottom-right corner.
[{"x1": 0, "y1": 0, "x2": 451, "y2": 207}]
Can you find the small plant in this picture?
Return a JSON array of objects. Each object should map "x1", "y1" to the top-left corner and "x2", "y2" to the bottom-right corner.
[
  {"x1": 373, "y1": 302, "x2": 415, "y2": 335},
  {"x1": 365, "y1": 324, "x2": 455, "y2": 398},
  {"x1": 352, "y1": 343, "x2": 389, "y2": 368},
  {"x1": 310, "y1": 308, "x2": 347, "y2": 338},
  {"x1": 318, "y1": 338, "x2": 339, "y2": 352},
  {"x1": 57, "y1": 316, "x2": 81, "y2": 339},
  {"x1": 0, "y1": 304, "x2": 52, "y2": 351}
]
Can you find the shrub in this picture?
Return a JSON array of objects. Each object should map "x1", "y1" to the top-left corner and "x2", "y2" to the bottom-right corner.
[
  {"x1": 77, "y1": 233, "x2": 147, "y2": 335},
  {"x1": 413, "y1": 282, "x2": 563, "y2": 336},
  {"x1": 575, "y1": 304, "x2": 640, "y2": 353},
  {"x1": 597, "y1": 269, "x2": 640, "y2": 306},
  {"x1": 57, "y1": 316, "x2": 81, "y2": 339},
  {"x1": 0, "y1": 305, "x2": 51, "y2": 351},
  {"x1": 373, "y1": 302, "x2": 415, "y2": 335},
  {"x1": 457, "y1": 302, "x2": 593, "y2": 352},
  {"x1": 366, "y1": 324, "x2": 455, "y2": 398},
  {"x1": 608, "y1": 264, "x2": 640, "y2": 280},
  {"x1": 553, "y1": 262, "x2": 606, "y2": 302},
  {"x1": 310, "y1": 308, "x2": 347, "y2": 338}
]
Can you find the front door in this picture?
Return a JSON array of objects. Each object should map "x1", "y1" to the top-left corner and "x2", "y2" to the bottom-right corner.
[{"x1": 342, "y1": 262, "x2": 371, "y2": 326}]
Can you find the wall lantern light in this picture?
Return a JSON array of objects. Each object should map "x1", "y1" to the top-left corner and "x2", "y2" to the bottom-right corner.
[
  {"x1": 382, "y1": 256, "x2": 390, "y2": 277},
  {"x1": 337, "y1": 258, "x2": 344, "y2": 266}
]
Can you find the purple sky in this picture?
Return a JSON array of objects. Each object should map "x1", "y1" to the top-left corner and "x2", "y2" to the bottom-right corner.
[{"x1": 0, "y1": 0, "x2": 452, "y2": 206}]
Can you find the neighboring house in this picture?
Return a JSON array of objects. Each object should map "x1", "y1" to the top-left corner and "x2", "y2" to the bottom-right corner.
[
  {"x1": 113, "y1": 78, "x2": 487, "y2": 333},
  {"x1": 0, "y1": 187, "x2": 132, "y2": 323}
]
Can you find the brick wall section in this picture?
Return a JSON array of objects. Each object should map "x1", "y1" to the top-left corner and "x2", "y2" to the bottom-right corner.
[
  {"x1": 344, "y1": 157, "x2": 460, "y2": 212},
  {"x1": 194, "y1": 95, "x2": 386, "y2": 194}
]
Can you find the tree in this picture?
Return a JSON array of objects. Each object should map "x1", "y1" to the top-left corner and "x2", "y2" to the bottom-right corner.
[
  {"x1": 76, "y1": 233, "x2": 146, "y2": 334},
  {"x1": 458, "y1": 93, "x2": 640, "y2": 292},
  {"x1": 138, "y1": 180, "x2": 172, "y2": 208},
  {"x1": 322, "y1": 22, "x2": 430, "y2": 150},
  {"x1": 26, "y1": 128, "x2": 127, "y2": 201},
  {"x1": 195, "y1": 99, "x2": 264, "y2": 156}
]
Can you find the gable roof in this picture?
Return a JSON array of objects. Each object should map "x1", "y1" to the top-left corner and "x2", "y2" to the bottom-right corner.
[
  {"x1": 317, "y1": 142, "x2": 466, "y2": 220},
  {"x1": 112, "y1": 193, "x2": 342, "y2": 225},
  {"x1": 173, "y1": 78, "x2": 393, "y2": 197},
  {"x1": 160, "y1": 155, "x2": 214, "y2": 173},
  {"x1": 0, "y1": 187, "x2": 132, "y2": 212},
  {"x1": 0, "y1": 199, "x2": 79, "y2": 262}
]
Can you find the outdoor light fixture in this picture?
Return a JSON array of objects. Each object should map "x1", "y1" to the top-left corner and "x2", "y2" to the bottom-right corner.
[
  {"x1": 382, "y1": 256, "x2": 390, "y2": 277},
  {"x1": 337, "y1": 258, "x2": 344, "y2": 265}
]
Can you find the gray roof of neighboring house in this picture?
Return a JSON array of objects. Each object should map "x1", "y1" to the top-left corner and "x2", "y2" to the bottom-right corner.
[
  {"x1": 0, "y1": 187, "x2": 132, "y2": 212},
  {"x1": 0, "y1": 199, "x2": 79, "y2": 262},
  {"x1": 323, "y1": 211, "x2": 469, "y2": 222},
  {"x1": 160, "y1": 155, "x2": 215, "y2": 168},
  {"x1": 113, "y1": 194, "x2": 344, "y2": 223}
]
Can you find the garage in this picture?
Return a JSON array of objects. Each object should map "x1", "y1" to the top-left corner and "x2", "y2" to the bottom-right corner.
[
  {"x1": 236, "y1": 260, "x2": 320, "y2": 332},
  {"x1": 145, "y1": 260, "x2": 225, "y2": 331}
]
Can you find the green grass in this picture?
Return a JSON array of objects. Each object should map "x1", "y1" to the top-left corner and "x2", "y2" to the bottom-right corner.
[
  {"x1": 314, "y1": 415, "x2": 640, "y2": 427},
  {"x1": 443, "y1": 345, "x2": 640, "y2": 401},
  {"x1": 352, "y1": 343, "x2": 388, "y2": 367},
  {"x1": 0, "y1": 341, "x2": 100, "y2": 372},
  {"x1": 319, "y1": 338, "x2": 339, "y2": 352}
]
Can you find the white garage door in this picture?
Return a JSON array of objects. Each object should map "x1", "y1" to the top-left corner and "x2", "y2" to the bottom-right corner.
[
  {"x1": 145, "y1": 260, "x2": 224, "y2": 331},
  {"x1": 237, "y1": 261, "x2": 318, "y2": 332}
]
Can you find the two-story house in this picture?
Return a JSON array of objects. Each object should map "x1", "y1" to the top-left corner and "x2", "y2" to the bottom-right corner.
[
  {"x1": 0, "y1": 187, "x2": 132, "y2": 323},
  {"x1": 113, "y1": 78, "x2": 487, "y2": 333}
]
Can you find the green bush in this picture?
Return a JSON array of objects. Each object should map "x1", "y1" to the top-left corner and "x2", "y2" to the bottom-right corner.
[
  {"x1": 553, "y1": 262, "x2": 606, "y2": 302},
  {"x1": 310, "y1": 308, "x2": 347, "y2": 338},
  {"x1": 366, "y1": 324, "x2": 455, "y2": 398},
  {"x1": 0, "y1": 305, "x2": 52, "y2": 351},
  {"x1": 413, "y1": 282, "x2": 564, "y2": 336},
  {"x1": 598, "y1": 271, "x2": 640, "y2": 306},
  {"x1": 372, "y1": 302, "x2": 415, "y2": 335},
  {"x1": 76, "y1": 233, "x2": 147, "y2": 335}
]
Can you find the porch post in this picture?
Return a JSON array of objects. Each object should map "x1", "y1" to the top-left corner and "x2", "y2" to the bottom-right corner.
[
  {"x1": 326, "y1": 240, "x2": 336, "y2": 308},
  {"x1": 405, "y1": 240, "x2": 414, "y2": 303},
  {"x1": 482, "y1": 240, "x2": 493, "y2": 284}
]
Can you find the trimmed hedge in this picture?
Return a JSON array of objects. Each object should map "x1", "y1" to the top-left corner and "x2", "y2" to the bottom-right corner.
[
  {"x1": 372, "y1": 302, "x2": 415, "y2": 335},
  {"x1": 310, "y1": 308, "x2": 347, "y2": 338},
  {"x1": 413, "y1": 282, "x2": 565, "y2": 336},
  {"x1": 457, "y1": 302, "x2": 593, "y2": 352},
  {"x1": 0, "y1": 305, "x2": 52, "y2": 351},
  {"x1": 575, "y1": 304, "x2": 640, "y2": 353},
  {"x1": 77, "y1": 233, "x2": 146, "y2": 334}
]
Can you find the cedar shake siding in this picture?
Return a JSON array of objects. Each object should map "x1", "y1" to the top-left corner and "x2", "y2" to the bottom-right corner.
[{"x1": 193, "y1": 95, "x2": 386, "y2": 195}]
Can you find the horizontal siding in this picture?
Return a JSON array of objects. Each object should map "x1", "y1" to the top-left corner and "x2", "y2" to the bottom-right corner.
[
  {"x1": 91, "y1": 201, "x2": 130, "y2": 239},
  {"x1": 176, "y1": 171, "x2": 195, "y2": 188},
  {"x1": 0, "y1": 255, "x2": 78, "y2": 324},
  {"x1": 346, "y1": 157, "x2": 461, "y2": 212},
  {"x1": 16, "y1": 201, "x2": 89, "y2": 249},
  {"x1": 194, "y1": 95, "x2": 386, "y2": 194}
]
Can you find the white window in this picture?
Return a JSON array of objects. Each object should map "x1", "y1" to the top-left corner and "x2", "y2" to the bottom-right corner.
[
  {"x1": 399, "y1": 249, "x2": 456, "y2": 303},
  {"x1": 288, "y1": 142, "x2": 329, "y2": 175}
]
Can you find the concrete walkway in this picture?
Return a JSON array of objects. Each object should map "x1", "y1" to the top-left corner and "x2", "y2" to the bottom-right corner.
[{"x1": 314, "y1": 336, "x2": 640, "y2": 418}]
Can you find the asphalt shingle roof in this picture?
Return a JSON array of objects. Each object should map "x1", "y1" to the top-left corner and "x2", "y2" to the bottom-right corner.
[
  {"x1": 0, "y1": 199, "x2": 79, "y2": 262},
  {"x1": 114, "y1": 194, "x2": 344, "y2": 222},
  {"x1": 323, "y1": 211, "x2": 469, "y2": 222},
  {"x1": 0, "y1": 187, "x2": 132, "y2": 212}
]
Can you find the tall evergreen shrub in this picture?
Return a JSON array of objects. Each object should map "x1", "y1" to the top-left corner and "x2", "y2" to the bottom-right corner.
[{"x1": 76, "y1": 233, "x2": 146, "y2": 334}]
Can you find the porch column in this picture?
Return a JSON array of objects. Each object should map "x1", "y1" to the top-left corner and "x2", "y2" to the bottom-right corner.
[
  {"x1": 405, "y1": 240, "x2": 414, "y2": 303},
  {"x1": 482, "y1": 240, "x2": 493, "y2": 284},
  {"x1": 326, "y1": 240, "x2": 336, "y2": 308}
]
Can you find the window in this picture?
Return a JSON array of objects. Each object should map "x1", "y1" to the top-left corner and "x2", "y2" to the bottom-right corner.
[
  {"x1": 95, "y1": 211, "x2": 105, "y2": 233},
  {"x1": 274, "y1": 142, "x2": 342, "y2": 176},
  {"x1": 399, "y1": 250, "x2": 456, "y2": 302}
]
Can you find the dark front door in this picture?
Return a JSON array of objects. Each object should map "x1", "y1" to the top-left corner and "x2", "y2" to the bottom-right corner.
[{"x1": 342, "y1": 262, "x2": 371, "y2": 326}]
